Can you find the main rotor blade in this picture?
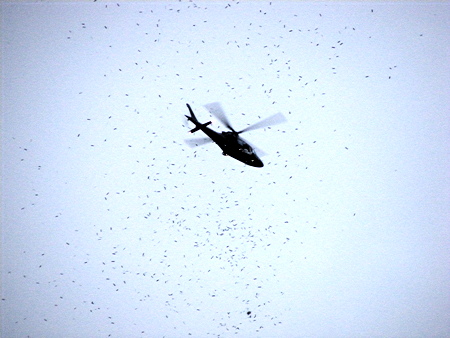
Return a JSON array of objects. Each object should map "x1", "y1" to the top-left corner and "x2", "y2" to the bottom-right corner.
[
  {"x1": 184, "y1": 137, "x2": 214, "y2": 148},
  {"x1": 203, "y1": 102, "x2": 235, "y2": 132},
  {"x1": 238, "y1": 113, "x2": 287, "y2": 134}
]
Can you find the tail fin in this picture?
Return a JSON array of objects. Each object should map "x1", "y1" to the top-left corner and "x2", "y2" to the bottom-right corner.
[
  {"x1": 186, "y1": 104, "x2": 197, "y2": 121},
  {"x1": 185, "y1": 103, "x2": 211, "y2": 133}
]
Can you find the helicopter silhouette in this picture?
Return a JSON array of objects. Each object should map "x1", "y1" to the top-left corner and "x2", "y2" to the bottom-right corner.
[{"x1": 184, "y1": 102, "x2": 286, "y2": 167}]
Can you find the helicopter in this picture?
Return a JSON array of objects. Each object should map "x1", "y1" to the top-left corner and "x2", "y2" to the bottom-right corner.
[{"x1": 184, "y1": 102, "x2": 286, "y2": 167}]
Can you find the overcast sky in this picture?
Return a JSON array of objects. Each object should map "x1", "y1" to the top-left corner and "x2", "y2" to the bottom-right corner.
[{"x1": 2, "y1": 1, "x2": 450, "y2": 337}]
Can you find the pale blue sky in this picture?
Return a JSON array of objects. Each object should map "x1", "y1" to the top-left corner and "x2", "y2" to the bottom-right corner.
[{"x1": 2, "y1": 1, "x2": 450, "y2": 337}]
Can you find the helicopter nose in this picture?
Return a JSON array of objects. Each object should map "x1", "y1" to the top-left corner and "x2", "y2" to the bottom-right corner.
[{"x1": 251, "y1": 158, "x2": 264, "y2": 167}]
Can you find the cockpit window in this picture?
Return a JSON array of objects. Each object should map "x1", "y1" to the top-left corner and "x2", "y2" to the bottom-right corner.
[{"x1": 239, "y1": 143, "x2": 253, "y2": 155}]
